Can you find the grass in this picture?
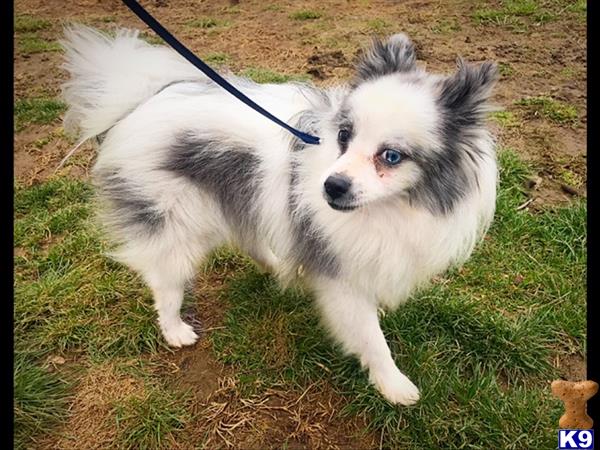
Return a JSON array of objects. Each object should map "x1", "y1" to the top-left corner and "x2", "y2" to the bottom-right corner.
[
  {"x1": 515, "y1": 96, "x2": 578, "y2": 125},
  {"x1": 14, "y1": 179, "x2": 163, "y2": 359},
  {"x1": 17, "y1": 33, "x2": 62, "y2": 54},
  {"x1": 241, "y1": 67, "x2": 311, "y2": 84},
  {"x1": 559, "y1": 169, "x2": 584, "y2": 188},
  {"x1": 431, "y1": 18, "x2": 461, "y2": 34},
  {"x1": 365, "y1": 18, "x2": 391, "y2": 33},
  {"x1": 290, "y1": 10, "x2": 322, "y2": 20},
  {"x1": 185, "y1": 17, "x2": 229, "y2": 29},
  {"x1": 114, "y1": 385, "x2": 189, "y2": 449},
  {"x1": 14, "y1": 97, "x2": 67, "y2": 131},
  {"x1": 498, "y1": 62, "x2": 514, "y2": 77},
  {"x1": 139, "y1": 32, "x2": 164, "y2": 46},
  {"x1": 473, "y1": 0, "x2": 556, "y2": 31},
  {"x1": 14, "y1": 14, "x2": 52, "y2": 33},
  {"x1": 203, "y1": 52, "x2": 231, "y2": 66},
  {"x1": 490, "y1": 111, "x2": 521, "y2": 128},
  {"x1": 14, "y1": 149, "x2": 585, "y2": 448},
  {"x1": 14, "y1": 354, "x2": 71, "y2": 449}
]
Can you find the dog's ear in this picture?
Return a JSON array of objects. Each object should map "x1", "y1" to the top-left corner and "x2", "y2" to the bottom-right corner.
[
  {"x1": 353, "y1": 33, "x2": 417, "y2": 84},
  {"x1": 438, "y1": 59, "x2": 498, "y2": 127}
]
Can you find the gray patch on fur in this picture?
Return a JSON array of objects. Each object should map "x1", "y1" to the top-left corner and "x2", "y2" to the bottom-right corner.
[
  {"x1": 95, "y1": 170, "x2": 165, "y2": 232},
  {"x1": 408, "y1": 60, "x2": 497, "y2": 215},
  {"x1": 407, "y1": 147, "x2": 474, "y2": 215},
  {"x1": 353, "y1": 33, "x2": 417, "y2": 85},
  {"x1": 163, "y1": 132, "x2": 262, "y2": 245},
  {"x1": 288, "y1": 111, "x2": 340, "y2": 278}
]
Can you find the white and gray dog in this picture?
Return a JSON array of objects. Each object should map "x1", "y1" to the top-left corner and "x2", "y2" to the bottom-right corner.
[{"x1": 61, "y1": 26, "x2": 498, "y2": 405}]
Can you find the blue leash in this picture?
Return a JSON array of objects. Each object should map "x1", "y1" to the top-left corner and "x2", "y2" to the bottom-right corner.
[{"x1": 121, "y1": 0, "x2": 321, "y2": 145}]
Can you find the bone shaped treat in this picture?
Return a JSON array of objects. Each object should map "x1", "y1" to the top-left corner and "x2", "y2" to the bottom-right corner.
[{"x1": 551, "y1": 380, "x2": 598, "y2": 429}]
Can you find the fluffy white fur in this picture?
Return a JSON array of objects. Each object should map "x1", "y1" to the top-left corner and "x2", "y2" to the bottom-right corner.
[{"x1": 61, "y1": 26, "x2": 498, "y2": 405}]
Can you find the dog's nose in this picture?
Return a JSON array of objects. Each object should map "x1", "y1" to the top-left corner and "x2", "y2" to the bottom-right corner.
[{"x1": 324, "y1": 173, "x2": 352, "y2": 201}]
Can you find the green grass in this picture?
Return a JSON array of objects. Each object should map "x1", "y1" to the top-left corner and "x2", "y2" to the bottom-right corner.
[
  {"x1": 559, "y1": 169, "x2": 584, "y2": 188},
  {"x1": 14, "y1": 179, "x2": 163, "y2": 359},
  {"x1": 431, "y1": 18, "x2": 461, "y2": 34},
  {"x1": 139, "y1": 32, "x2": 164, "y2": 46},
  {"x1": 17, "y1": 33, "x2": 62, "y2": 54},
  {"x1": 14, "y1": 97, "x2": 67, "y2": 131},
  {"x1": 515, "y1": 96, "x2": 578, "y2": 125},
  {"x1": 14, "y1": 14, "x2": 52, "y2": 33},
  {"x1": 14, "y1": 149, "x2": 585, "y2": 448},
  {"x1": 290, "y1": 10, "x2": 322, "y2": 20},
  {"x1": 241, "y1": 67, "x2": 311, "y2": 84},
  {"x1": 490, "y1": 111, "x2": 521, "y2": 128},
  {"x1": 366, "y1": 18, "x2": 391, "y2": 33},
  {"x1": 473, "y1": 0, "x2": 556, "y2": 31},
  {"x1": 498, "y1": 62, "x2": 514, "y2": 77},
  {"x1": 203, "y1": 52, "x2": 231, "y2": 66},
  {"x1": 14, "y1": 354, "x2": 71, "y2": 449},
  {"x1": 185, "y1": 17, "x2": 229, "y2": 29},
  {"x1": 560, "y1": 66, "x2": 578, "y2": 79},
  {"x1": 114, "y1": 384, "x2": 189, "y2": 449}
]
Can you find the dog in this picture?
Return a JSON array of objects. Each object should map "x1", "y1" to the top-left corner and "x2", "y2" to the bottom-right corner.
[{"x1": 61, "y1": 26, "x2": 498, "y2": 405}]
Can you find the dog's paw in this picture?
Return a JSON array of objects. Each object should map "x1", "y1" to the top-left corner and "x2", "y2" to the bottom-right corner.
[
  {"x1": 370, "y1": 365, "x2": 420, "y2": 406},
  {"x1": 161, "y1": 321, "x2": 199, "y2": 347}
]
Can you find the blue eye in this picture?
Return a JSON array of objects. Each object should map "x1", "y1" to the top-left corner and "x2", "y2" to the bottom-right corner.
[{"x1": 381, "y1": 149, "x2": 403, "y2": 165}]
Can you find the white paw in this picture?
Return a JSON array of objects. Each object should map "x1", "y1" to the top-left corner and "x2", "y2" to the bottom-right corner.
[
  {"x1": 370, "y1": 364, "x2": 420, "y2": 406},
  {"x1": 160, "y1": 320, "x2": 199, "y2": 348}
]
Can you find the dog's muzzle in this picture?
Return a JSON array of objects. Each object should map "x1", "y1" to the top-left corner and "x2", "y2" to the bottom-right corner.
[{"x1": 324, "y1": 173, "x2": 357, "y2": 211}]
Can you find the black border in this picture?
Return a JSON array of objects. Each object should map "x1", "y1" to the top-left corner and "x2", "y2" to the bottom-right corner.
[
  {"x1": 586, "y1": 0, "x2": 597, "y2": 434},
  {"x1": 7, "y1": 0, "x2": 15, "y2": 445}
]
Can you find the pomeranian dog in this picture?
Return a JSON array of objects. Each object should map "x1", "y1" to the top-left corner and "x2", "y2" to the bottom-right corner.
[{"x1": 61, "y1": 26, "x2": 498, "y2": 405}]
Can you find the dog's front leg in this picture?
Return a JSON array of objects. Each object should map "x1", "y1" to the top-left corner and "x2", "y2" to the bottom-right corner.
[{"x1": 315, "y1": 279, "x2": 420, "y2": 405}]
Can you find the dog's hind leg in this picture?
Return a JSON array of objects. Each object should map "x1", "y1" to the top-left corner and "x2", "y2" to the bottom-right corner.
[
  {"x1": 144, "y1": 266, "x2": 199, "y2": 348},
  {"x1": 116, "y1": 235, "x2": 214, "y2": 348},
  {"x1": 314, "y1": 279, "x2": 420, "y2": 405}
]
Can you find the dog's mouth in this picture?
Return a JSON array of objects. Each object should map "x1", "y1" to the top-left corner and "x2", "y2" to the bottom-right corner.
[{"x1": 327, "y1": 201, "x2": 360, "y2": 212}]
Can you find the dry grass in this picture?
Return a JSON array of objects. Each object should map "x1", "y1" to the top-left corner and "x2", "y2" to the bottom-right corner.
[
  {"x1": 38, "y1": 362, "x2": 143, "y2": 450},
  {"x1": 184, "y1": 376, "x2": 375, "y2": 449}
]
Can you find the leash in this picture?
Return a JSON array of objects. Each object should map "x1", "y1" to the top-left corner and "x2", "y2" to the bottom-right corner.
[{"x1": 121, "y1": 0, "x2": 321, "y2": 145}]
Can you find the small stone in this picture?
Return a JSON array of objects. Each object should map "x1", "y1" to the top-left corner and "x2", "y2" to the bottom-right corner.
[
  {"x1": 48, "y1": 355, "x2": 66, "y2": 365},
  {"x1": 560, "y1": 183, "x2": 579, "y2": 196},
  {"x1": 524, "y1": 176, "x2": 542, "y2": 190}
]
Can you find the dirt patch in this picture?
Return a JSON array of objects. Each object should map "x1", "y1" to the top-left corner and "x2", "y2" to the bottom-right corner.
[
  {"x1": 37, "y1": 362, "x2": 146, "y2": 450},
  {"x1": 176, "y1": 376, "x2": 377, "y2": 450},
  {"x1": 554, "y1": 353, "x2": 587, "y2": 382}
]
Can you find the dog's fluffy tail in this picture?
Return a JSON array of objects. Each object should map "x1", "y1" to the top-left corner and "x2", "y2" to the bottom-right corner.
[{"x1": 61, "y1": 25, "x2": 201, "y2": 141}]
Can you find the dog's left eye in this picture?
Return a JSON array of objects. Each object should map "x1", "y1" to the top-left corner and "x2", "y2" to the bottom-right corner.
[
  {"x1": 338, "y1": 129, "x2": 351, "y2": 144},
  {"x1": 381, "y1": 149, "x2": 403, "y2": 166}
]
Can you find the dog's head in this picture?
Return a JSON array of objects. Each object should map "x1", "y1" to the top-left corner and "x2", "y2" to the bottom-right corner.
[{"x1": 321, "y1": 34, "x2": 498, "y2": 215}]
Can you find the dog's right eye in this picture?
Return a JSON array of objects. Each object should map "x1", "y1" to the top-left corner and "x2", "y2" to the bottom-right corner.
[{"x1": 338, "y1": 129, "x2": 351, "y2": 144}]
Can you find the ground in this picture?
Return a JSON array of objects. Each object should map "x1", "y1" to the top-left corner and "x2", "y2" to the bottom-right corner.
[{"x1": 14, "y1": 1, "x2": 586, "y2": 449}]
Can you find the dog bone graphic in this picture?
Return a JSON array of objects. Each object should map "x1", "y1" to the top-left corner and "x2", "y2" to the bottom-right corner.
[{"x1": 551, "y1": 379, "x2": 598, "y2": 429}]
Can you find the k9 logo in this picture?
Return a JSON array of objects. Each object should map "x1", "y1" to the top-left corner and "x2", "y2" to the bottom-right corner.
[{"x1": 558, "y1": 430, "x2": 594, "y2": 449}]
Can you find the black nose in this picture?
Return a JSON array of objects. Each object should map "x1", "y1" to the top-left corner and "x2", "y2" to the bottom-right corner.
[{"x1": 324, "y1": 173, "x2": 352, "y2": 201}]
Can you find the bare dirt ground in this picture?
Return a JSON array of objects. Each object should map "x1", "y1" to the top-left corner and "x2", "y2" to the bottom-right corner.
[{"x1": 15, "y1": 0, "x2": 587, "y2": 447}]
